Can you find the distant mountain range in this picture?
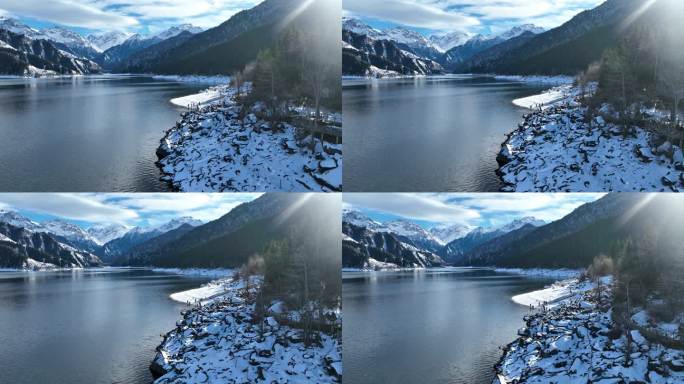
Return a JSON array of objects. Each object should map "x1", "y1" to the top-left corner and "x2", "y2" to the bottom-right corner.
[
  {"x1": 0, "y1": 209, "x2": 203, "y2": 270},
  {"x1": 342, "y1": 209, "x2": 546, "y2": 269},
  {"x1": 342, "y1": 17, "x2": 545, "y2": 76},
  {"x1": 342, "y1": 0, "x2": 656, "y2": 76},
  {"x1": 342, "y1": 194, "x2": 683, "y2": 271},
  {"x1": 0, "y1": 0, "x2": 328, "y2": 76},
  {"x1": 0, "y1": 193, "x2": 339, "y2": 271}
]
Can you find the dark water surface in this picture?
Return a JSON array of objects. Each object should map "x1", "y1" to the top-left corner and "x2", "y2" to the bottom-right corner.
[
  {"x1": 0, "y1": 75, "x2": 206, "y2": 191},
  {"x1": 342, "y1": 268, "x2": 554, "y2": 384},
  {"x1": 343, "y1": 75, "x2": 547, "y2": 192},
  {"x1": 0, "y1": 268, "x2": 211, "y2": 384}
]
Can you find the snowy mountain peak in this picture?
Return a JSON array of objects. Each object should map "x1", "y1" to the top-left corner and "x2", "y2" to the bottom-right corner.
[
  {"x1": 429, "y1": 31, "x2": 471, "y2": 52},
  {"x1": 342, "y1": 17, "x2": 386, "y2": 40},
  {"x1": 87, "y1": 31, "x2": 130, "y2": 52},
  {"x1": 497, "y1": 24, "x2": 545, "y2": 40},
  {"x1": 429, "y1": 224, "x2": 473, "y2": 245},
  {"x1": 41, "y1": 219, "x2": 91, "y2": 240},
  {"x1": 0, "y1": 210, "x2": 43, "y2": 231},
  {"x1": 0, "y1": 17, "x2": 43, "y2": 39},
  {"x1": 342, "y1": 209, "x2": 383, "y2": 230},
  {"x1": 497, "y1": 217, "x2": 546, "y2": 233},
  {"x1": 384, "y1": 27, "x2": 431, "y2": 47},
  {"x1": 153, "y1": 24, "x2": 203, "y2": 40},
  {"x1": 41, "y1": 26, "x2": 89, "y2": 46},
  {"x1": 86, "y1": 224, "x2": 130, "y2": 245},
  {"x1": 153, "y1": 217, "x2": 204, "y2": 234}
]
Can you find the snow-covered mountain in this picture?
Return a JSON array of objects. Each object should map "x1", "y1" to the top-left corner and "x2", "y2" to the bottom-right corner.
[
  {"x1": 342, "y1": 209, "x2": 383, "y2": 230},
  {"x1": 0, "y1": 17, "x2": 43, "y2": 39},
  {"x1": 496, "y1": 24, "x2": 545, "y2": 41},
  {"x1": 0, "y1": 210, "x2": 43, "y2": 232},
  {"x1": 429, "y1": 223, "x2": 472, "y2": 245},
  {"x1": 87, "y1": 31, "x2": 130, "y2": 52},
  {"x1": 153, "y1": 217, "x2": 204, "y2": 234},
  {"x1": 384, "y1": 27, "x2": 434, "y2": 50},
  {"x1": 429, "y1": 31, "x2": 471, "y2": 52},
  {"x1": 42, "y1": 219, "x2": 91, "y2": 240},
  {"x1": 86, "y1": 224, "x2": 130, "y2": 245},
  {"x1": 497, "y1": 217, "x2": 546, "y2": 233},
  {"x1": 342, "y1": 17, "x2": 386, "y2": 40},
  {"x1": 42, "y1": 27, "x2": 91, "y2": 48},
  {"x1": 153, "y1": 24, "x2": 203, "y2": 40}
]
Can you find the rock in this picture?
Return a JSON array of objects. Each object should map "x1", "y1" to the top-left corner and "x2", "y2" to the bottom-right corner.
[
  {"x1": 149, "y1": 355, "x2": 169, "y2": 379},
  {"x1": 661, "y1": 176, "x2": 676, "y2": 187},
  {"x1": 497, "y1": 144, "x2": 515, "y2": 166},
  {"x1": 318, "y1": 159, "x2": 337, "y2": 172},
  {"x1": 668, "y1": 359, "x2": 684, "y2": 372},
  {"x1": 657, "y1": 141, "x2": 673, "y2": 156}
]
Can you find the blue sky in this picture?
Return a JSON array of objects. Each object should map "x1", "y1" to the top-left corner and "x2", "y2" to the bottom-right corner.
[
  {"x1": 0, "y1": 193, "x2": 261, "y2": 229},
  {"x1": 343, "y1": 0, "x2": 605, "y2": 36},
  {"x1": 0, "y1": 0, "x2": 263, "y2": 35},
  {"x1": 344, "y1": 193, "x2": 604, "y2": 229}
]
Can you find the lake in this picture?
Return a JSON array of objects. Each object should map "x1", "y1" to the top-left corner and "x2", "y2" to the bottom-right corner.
[
  {"x1": 0, "y1": 268, "x2": 213, "y2": 384},
  {"x1": 342, "y1": 268, "x2": 555, "y2": 384},
  {"x1": 342, "y1": 75, "x2": 547, "y2": 192},
  {"x1": 0, "y1": 75, "x2": 208, "y2": 192}
]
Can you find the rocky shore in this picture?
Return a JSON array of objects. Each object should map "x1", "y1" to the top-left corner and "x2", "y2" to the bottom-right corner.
[
  {"x1": 156, "y1": 85, "x2": 342, "y2": 192},
  {"x1": 497, "y1": 86, "x2": 684, "y2": 192},
  {"x1": 151, "y1": 277, "x2": 342, "y2": 383},
  {"x1": 494, "y1": 279, "x2": 684, "y2": 383}
]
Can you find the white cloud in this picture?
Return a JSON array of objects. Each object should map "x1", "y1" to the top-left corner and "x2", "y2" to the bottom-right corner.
[
  {"x1": 0, "y1": 193, "x2": 261, "y2": 227},
  {"x1": 0, "y1": 0, "x2": 263, "y2": 32},
  {"x1": 344, "y1": 0, "x2": 605, "y2": 33},
  {"x1": 0, "y1": 193, "x2": 138, "y2": 224},
  {"x1": 0, "y1": 0, "x2": 138, "y2": 29},
  {"x1": 344, "y1": 193, "x2": 604, "y2": 227},
  {"x1": 344, "y1": 193, "x2": 481, "y2": 225}
]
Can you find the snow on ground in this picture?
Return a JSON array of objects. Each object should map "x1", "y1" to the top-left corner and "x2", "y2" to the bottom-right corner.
[
  {"x1": 497, "y1": 85, "x2": 684, "y2": 192},
  {"x1": 511, "y1": 278, "x2": 597, "y2": 308},
  {"x1": 157, "y1": 85, "x2": 342, "y2": 192},
  {"x1": 169, "y1": 278, "x2": 233, "y2": 305},
  {"x1": 495, "y1": 279, "x2": 684, "y2": 384},
  {"x1": 512, "y1": 85, "x2": 574, "y2": 110},
  {"x1": 153, "y1": 75, "x2": 231, "y2": 85},
  {"x1": 495, "y1": 75, "x2": 575, "y2": 86},
  {"x1": 495, "y1": 268, "x2": 582, "y2": 280},
  {"x1": 152, "y1": 268, "x2": 233, "y2": 278},
  {"x1": 0, "y1": 233, "x2": 16, "y2": 244},
  {"x1": 23, "y1": 258, "x2": 59, "y2": 271},
  {"x1": 152, "y1": 277, "x2": 342, "y2": 384},
  {"x1": 170, "y1": 88, "x2": 222, "y2": 108}
]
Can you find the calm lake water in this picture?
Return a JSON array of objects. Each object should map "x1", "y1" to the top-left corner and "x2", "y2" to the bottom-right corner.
[
  {"x1": 0, "y1": 268, "x2": 212, "y2": 384},
  {"x1": 0, "y1": 75, "x2": 207, "y2": 192},
  {"x1": 343, "y1": 75, "x2": 547, "y2": 192},
  {"x1": 342, "y1": 268, "x2": 554, "y2": 384}
]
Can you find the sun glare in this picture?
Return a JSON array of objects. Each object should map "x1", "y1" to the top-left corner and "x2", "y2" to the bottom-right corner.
[
  {"x1": 278, "y1": 0, "x2": 317, "y2": 30},
  {"x1": 619, "y1": 0, "x2": 658, "y2": 31}
]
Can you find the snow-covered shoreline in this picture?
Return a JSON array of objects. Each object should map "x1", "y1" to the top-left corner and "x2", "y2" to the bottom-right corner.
[
  {"x1": 168, "y1": 277, "x2": 233, "y2": 305},
  {"x1": 494, "y1": 268, "x2": 582, "y2": 280},
  {"x1": 494, "y1": 278, "x2": 684, "y2": 383},
  {"x1": 152, "y1": 75, "x2": 231, "y2": 85},
  {"x1": 495, "y1": 75, "x2": 575, "y2": 86},
  {"x1": 151, "y1": 276, "x2": 342, "y2": 383},
  {"x1": 156, "y1": 84, "x2": 342, "y2": 192},
  {"x1": 497, "y1": 84, "x2": 684, "y2": 192},
  {"x1": 151, "y1": 268, "x2": 233, "y2": 278}
]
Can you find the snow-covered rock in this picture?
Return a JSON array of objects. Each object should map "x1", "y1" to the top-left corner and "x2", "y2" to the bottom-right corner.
[
  {"x1": 152, "y1": 277, "x2": 341, "y2": 383},
  {"x1": 495, "y1": 279, "x2": 684, "y2": 384},
  {"x1": 157, "y1": 85, "x2": 342, "y2": 192},
  {"x1": 498, "y1": 84, "x2": 684, "y2": 192}
]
